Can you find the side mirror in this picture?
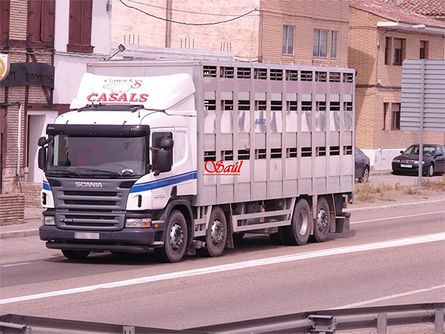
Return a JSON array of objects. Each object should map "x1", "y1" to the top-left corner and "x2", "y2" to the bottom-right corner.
[
  {"x1": 38, "y1": 147, "x2": 47, "y2": 171},
  {"x1": 400, "y1": 150, "x2": 404, "y2": 154},
  {"x1": 38, "y1": 136, "x2": 48, "y2": 147},
  {"x1": 156, "y1": 149, "x2": 172, "y2": 174}
]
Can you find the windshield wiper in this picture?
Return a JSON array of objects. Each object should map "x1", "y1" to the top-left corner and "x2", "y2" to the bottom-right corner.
[
  {"x1": 74, "y1": 168, "x2": 121, "y2": 177},
  {"x1": 46, "y1": 169, "x2": 82, "y2": 178}
]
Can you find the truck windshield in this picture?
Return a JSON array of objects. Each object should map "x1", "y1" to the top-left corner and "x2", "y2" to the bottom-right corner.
[{"x1": 47, "y1": 135, "x2": 147, "y2": 178}]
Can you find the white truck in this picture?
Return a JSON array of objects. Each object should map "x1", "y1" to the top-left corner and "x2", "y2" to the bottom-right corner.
[{"x1": 38, "y1": 61, "x2": 355, "y2": 262}]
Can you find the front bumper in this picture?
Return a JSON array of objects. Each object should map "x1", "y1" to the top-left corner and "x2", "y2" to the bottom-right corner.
[
  {"x1": 392, "y1": 162, "x2": 428, "y2": 174},
  {"x1": 39, "y1": 225, "x2": 163, "y2": 253}
]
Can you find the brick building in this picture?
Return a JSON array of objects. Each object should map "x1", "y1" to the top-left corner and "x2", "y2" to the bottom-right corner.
[
  {"x1": 0, "y1": 0, "x2": 111, "y2": 224},
  {"x1": 349, "y1": 0, "x2": 445, "y2": 169},
  {"x1": 111, "y1": 0, "x2": 349, "y2": 66}
]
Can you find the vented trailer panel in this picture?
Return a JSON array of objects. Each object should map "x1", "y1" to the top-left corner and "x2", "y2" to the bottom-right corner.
[
  {"x1": 196, "y1": 61, "x2": 355, "y2": 206},
  {"x1": 87, "y1": 61, "x2": 355, "y2": 207}
]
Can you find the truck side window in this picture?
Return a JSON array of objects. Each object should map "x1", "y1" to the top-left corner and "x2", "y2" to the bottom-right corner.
[{"x1": 152, "y1": 132, "x2": 173, "y2": 172}]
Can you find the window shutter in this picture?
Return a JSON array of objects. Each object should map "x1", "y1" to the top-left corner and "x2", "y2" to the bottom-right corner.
[
  {"x1": 0, "y1": 0, "x2": 10, "y2": 45},
  {"x1": 68, "y1": 0, "x2": 94, "y2": 53},
  {"x1": 28, "y1": 0, "x2": 43, "y2": 42},
  {"x1": 68, "y1": 0, "x2": 82, "y2": 46},
  {"x1": 81, "y1": 0, "x2": 93, "y2": 46},
  {"x1": 41, "y1": 0, "x2": 55, "y2": 44}
]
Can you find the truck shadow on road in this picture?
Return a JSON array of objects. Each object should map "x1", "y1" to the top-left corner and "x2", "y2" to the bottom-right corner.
[{"x1": 43, "y1": 231, "x2": 356, "y2": 266}]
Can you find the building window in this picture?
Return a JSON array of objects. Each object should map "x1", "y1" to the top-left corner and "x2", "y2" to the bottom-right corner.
[
  {"x1": 331, "y1": 31, "x2": 338, "y2": 58},
  {"x1": 393, "y1": 38, "x2": 406, "y2": 66},
  {"x1": 313, "y1": 29, "x2": 328, "y2": 58},
  {"x1": 282, "y1": 25, "x2": 294, "y2": 55},
  {"x1": 391, "y1": 103, "x2": 401, "y2": 130},
  {"x1": 420, "y1": 40, "x2": 429, "y2": 59},
  {"x1": 0, "y1": 0, "x2": 9, "y2": 46},
  {"x1": 67, "y1": 0, "x2": 94, "y2": 53},
  {"x1": 384, "y1": 37, "x2": 392, "y2": 65},
  {"x1": 27, "y1": 0, "x2": 55, "y2": 47}
]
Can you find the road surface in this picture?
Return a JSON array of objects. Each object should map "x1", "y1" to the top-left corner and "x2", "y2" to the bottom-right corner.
[{"x1": 1, "y1": 199, "x2": 444, "y2": 331}]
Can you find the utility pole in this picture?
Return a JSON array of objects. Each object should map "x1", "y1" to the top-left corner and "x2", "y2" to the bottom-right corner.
[{"x1": 165, "y1": 0, "x2": 172, "y2": 48}]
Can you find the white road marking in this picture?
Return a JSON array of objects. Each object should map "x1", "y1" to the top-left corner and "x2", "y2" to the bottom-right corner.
[
  {"x1": 1, "y1": 232, "x2": 445, "y2": 305},
  {"x1": 335, "y1": 284, "x2": 445, "y2": 309},
  {"x1": 347, "y1": 198, "x2": 445, "y2": 212},
  {"x1": 1, "y1": 262, "x2": 31, "y2": 268},
  {"x1": 351, "y1": 211, "x2": 445, "y2": 225}
]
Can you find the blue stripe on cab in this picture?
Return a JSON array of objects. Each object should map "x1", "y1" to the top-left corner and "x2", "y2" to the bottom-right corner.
[
  {"x1": 130, "y1": 171, "x2": 197, "y2": 193},
  {"x1": 43, "y1": 181, "x2": 51, "y2": 191}
]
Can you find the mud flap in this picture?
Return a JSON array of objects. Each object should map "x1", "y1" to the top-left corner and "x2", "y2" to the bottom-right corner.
[{"x1": 334, "y1": 212, "x2": 351, "y2": 233}]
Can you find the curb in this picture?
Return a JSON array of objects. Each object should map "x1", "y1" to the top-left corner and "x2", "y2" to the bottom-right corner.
[{"x1": 0, "y1": 229, "x2": 39, "y2": 240}]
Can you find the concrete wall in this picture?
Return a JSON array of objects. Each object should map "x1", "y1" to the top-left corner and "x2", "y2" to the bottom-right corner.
[{"x1": 111, "y1": 0, "x2": 260, "y2": 61}]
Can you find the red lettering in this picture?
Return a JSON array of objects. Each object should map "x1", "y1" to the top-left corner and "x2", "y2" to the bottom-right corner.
[
  {"x1": 204, "y1": 160, "x2": 217, "y2": 173},
  {"x1": 139, "y1": 93, "x2": 149, "y2": 103},
  {"x1": 117, "y1": 93, "x2": 128, "y2": 102},
  {"x1": 109, "y1": 92, "x2": 118, "y2": 102},
  {"x1": 87, "y1": 93, "x2": 98, "y2": 102},
  {"x1": 129, "y1": 93, "x2": 138, "y2": 102},
  {"x1": 96, "y1": 93, "x2": 107, "y2": 103}
]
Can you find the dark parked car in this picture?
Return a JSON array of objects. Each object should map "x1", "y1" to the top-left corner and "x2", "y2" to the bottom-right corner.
[
  {"x1": 355, "y1": 147, "x2": 370, "y2": 183},
  {"x1": 392, "y1": 144, "x2": 445, "y2": 177}
]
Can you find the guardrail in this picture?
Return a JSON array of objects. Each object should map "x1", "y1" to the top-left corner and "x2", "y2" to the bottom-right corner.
[{"x1": 1, "y1": 302, "x2": 443, "y2": 333}]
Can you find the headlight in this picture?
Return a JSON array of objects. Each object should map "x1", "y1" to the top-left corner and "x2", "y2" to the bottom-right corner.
[
  {"x1": 393, "y1": 159, "x2": 400, "y2": 163},
  {"x1": 126, "y1": 218, "x2": 151, "y2": 228},
  {"x1": 43, "y1": 216, "x2": 55, "y2": 225},
  {"x1": 413, "y1": 161, "x2": 425, "y2": 165}
]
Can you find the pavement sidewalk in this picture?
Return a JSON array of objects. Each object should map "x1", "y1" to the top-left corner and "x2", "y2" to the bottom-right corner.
[{"x1": 0, "y1": 208, "x2": 42, "y2": 240}]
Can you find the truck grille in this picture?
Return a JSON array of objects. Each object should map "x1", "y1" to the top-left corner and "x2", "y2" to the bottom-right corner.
[{"x1": 52, "y1": 180, "x2": 132, "y2": 231}]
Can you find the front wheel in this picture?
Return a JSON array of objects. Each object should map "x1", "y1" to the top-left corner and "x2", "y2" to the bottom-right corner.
[
  {"x1": 62, "y1": 250, "x2": 90, "y2": 260},
  {"x1": 426, "y1": 164, "x2": 434, "y2": 177},
  {"x1": 156, "y1": 210, "x2": 188, "y2": 263}
]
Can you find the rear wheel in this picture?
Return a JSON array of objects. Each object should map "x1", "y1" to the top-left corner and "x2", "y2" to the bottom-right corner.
[
  {"x1": 156, "y1": 210, "x2": 188, "y2": 263},
  {"x1": 312, "y1": 197, "x2": 332, "y2": 243},
  {"x1": 62, "y1": 250, "x2": 90, "y2": 260},
  {"x1": 199, "y1": 207, "x2": 227, "y2": 257},
  {"x1": 360, "y1": 166, "x2": 369, "y2": 183},
  {"x1": 286, "y1": 199, "x2": 312, "y2": 246}
]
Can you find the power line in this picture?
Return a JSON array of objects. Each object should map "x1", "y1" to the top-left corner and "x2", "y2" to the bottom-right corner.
[
  {"x1": 118, "y1": 0, "x2": 259, "y2": 26},
  {"x1": 125, "y1": 0, "x2": 248, "y2": 17}
]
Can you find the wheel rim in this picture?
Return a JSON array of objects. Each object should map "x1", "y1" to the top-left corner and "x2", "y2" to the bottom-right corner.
[
  {"x1": 298, "y1": 211, "x2": 308, "y2": 235},
  {"x1": 429, "y1": 165, "x2": 434, "y2": 176},
  {"x1": 317, "y1": 208, "x2": 329, "y2": 234},
  {"x1": 210, "y1": 219, "x2": 225, "y2": 246},
  {"x1": 169, "y1": 222, "x2": 185, "y2": 251},
  {"x1": 363, "y1": 168, "x2": 369, "y2": 182}
]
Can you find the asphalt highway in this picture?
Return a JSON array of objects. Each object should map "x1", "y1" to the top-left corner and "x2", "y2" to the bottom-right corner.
[{"x1": 1, "y1": 200, "x2": 444, "y2": 331}]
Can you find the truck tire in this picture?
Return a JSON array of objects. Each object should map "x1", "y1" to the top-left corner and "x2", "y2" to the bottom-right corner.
[
  {"x1": 287, "y1": 198, "x2": 312, "y2": 246},
  {"x1": 199, "y1": 206, "x2": 227, "y2": 257},
  {"x1": 62, "y1": 250, "x2": 90, "y2": 260},
  {"x1": 312, "y1": 197, "x2": 331, "y2": 243},
  {"x1": 156, "y1": 210, "x2": 188, "y2": 263}
]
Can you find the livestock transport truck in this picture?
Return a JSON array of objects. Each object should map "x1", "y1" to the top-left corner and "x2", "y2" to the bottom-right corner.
[{"x1": 38, "y1": 61, "x2": 355, "y2": 262}]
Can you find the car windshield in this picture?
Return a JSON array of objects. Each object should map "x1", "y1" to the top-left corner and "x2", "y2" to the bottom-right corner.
[
  {"x1": 403, "y1": 145, "x2": 435, "y2": 156},
  {"x1": 47, "y1": 135, "x2": 147, "y2": 177}
]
